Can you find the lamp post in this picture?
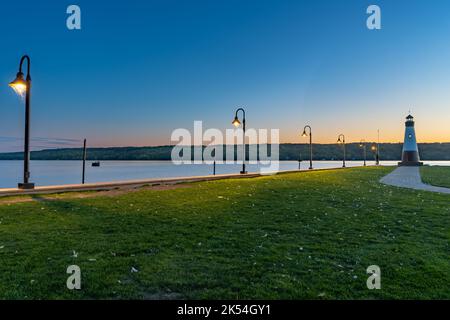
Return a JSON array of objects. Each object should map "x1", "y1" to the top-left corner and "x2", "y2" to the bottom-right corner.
[
  {"x1": 82, "y1": 139, "x2": 87, "y2": 184},
  {"x1": 9, "y1": 55, "x2": 34, "y2": 189},
  {"x1": 302, "y1": 125, "x2": 313, "y2": 170},
  {"x1": 376, "y1": 129, "x2": 380, "y2": 166},
  {"x1": 337, "y1": 134, "x2": 346, "y2": 168},
  {"x1": 371, "y1": 144, "x2": 378, "y2": 165},
  {"x1": 232, "y1": 107, "x2": 247, "y2": 174},
  {"x1": 359, "y1": 139, "x2": 367, "y2": 166}
]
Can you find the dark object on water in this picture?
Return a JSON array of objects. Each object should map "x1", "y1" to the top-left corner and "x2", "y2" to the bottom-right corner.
[{"x1": 92, "y1": 161, "x2": 100, "y2": 167}]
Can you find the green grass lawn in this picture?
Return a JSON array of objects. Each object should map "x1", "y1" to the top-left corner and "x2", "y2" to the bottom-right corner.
[
  {"x1": 0, "y1": 167, "x2": 449, "y2": 299},
  {"x1": 420, "y1": 166, "x2": 450, "y2": 188}
]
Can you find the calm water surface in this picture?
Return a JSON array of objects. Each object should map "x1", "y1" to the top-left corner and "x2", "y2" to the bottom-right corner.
[{"x1": 0, "y1": 160, "x2": 449, "y2": 188}]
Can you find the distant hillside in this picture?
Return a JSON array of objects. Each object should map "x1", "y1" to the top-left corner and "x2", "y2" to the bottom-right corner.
[{"x1": 0, "y1": 143, "x2": 449, "y2": 161}]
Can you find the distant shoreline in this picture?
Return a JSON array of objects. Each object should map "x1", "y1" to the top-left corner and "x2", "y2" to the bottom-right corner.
[
  {"x1": 0, "y1": 143, "x2": 449, "y2": 161},
  {"x1": 2, "y1": 160, "x2": 450, "y2": 162}
]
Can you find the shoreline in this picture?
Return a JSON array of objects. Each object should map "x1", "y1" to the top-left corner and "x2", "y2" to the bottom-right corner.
[
  {"x1": 1, "y1": 161, "x2": 448, "y2": 190},
  {"x1": 0, "y1": 166, "x2": 365, "y2": 197}
]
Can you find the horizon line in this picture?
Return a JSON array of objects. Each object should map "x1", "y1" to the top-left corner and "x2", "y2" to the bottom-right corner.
[{"x1": 1, "y1": 141, "x2": 450, "y2": 153}]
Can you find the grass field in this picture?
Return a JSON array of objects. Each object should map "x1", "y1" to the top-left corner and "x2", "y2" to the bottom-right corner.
[
  {"x1": 0, "y1": 166, "x2": 449, "y2": 299},
  {"x1": 421, "y1": 166, "x2": 450, "y2": 188}
]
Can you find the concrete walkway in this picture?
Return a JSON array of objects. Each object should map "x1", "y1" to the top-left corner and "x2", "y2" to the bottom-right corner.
[{"x1": 380, "y1": 166, "x2": 450, "y2": 194}]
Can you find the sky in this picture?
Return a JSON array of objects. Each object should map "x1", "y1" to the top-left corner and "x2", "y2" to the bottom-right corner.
[{"x1": 0, "y1": 0, "x2": 450, "y2": 152}]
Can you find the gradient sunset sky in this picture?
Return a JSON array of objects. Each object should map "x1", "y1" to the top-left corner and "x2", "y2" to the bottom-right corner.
[{"x1": 1, "y1": 0, "x2": 449, "y2": 152}]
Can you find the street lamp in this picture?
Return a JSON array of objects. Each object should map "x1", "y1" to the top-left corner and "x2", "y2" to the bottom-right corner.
[
  {"x1": 359, "y1": 139, "x2": 367, "y2": 166},
  {"x1": 337, "y1": 134, "x2": 346, "y2": 168},
  {"x1": 232, "y1": 107, "x2": 247, "y2": 174},
  {"x1": 9, "y1": 55, "x2": 34, "y2": 189},
  {"x1": 302, "y1": 125, "x2": 313, "y2": 170},
  {"x1": 371, "y1": 144, "x2": 379, "y2": 165},
  {"x1": 376, "y1": 129, "x2": 380, "y2": 166}
]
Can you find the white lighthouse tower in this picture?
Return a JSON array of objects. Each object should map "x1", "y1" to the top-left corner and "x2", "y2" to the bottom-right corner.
[{"x1": 399, "y1": 114, "x2": 423, "y2": 166}]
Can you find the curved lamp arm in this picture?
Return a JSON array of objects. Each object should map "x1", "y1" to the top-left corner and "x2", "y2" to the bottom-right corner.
[
  {"x1": 302, "y1": 125, "x2": 312, "y2": 136},
  {"x1": 235, "y1": 107, "x2": 246, "y2": 121},
  {"x1": 19, "y1": 55, "x2": 31, "y2": 80}
]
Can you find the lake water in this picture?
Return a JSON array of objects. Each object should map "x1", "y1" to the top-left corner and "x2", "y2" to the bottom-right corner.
[{"x1": 0, "y1": 160, "x2": 449, "y2": 189}]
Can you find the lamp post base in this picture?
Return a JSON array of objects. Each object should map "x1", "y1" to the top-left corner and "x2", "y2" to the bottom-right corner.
[
  {"x1": 308, "y1": 167, "x2": 313, "y2": 170},
  {"x1": 240, "y1": 171, "x2": 247, "y2": 174},
  {"x1": 18, "y1": 182, "x2": 35, "y2": 190}
]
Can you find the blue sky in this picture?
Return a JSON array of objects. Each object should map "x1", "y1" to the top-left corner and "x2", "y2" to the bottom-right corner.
[{"x1": 1, "y1": 0, "x2": 450, "y2": 151}]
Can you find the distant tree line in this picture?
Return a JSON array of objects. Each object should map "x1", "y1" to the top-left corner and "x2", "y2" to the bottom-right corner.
[{"x1": 0, "y1": 143, "x2": 448, "y2": 161}]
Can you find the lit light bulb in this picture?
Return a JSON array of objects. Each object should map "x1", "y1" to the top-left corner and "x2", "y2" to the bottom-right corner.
[
  {"x1": 9, "y1": 72, "x2": 27, "y2": 98},
  {"x1": 9, "y1": 82, "x2": 27, "y2": 97}
]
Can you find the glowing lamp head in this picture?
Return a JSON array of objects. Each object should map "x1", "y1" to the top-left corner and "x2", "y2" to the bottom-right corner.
[
  {"x1": 371, "y1": 145, "x2": 377, "y2": 151},
  {"x1": 232, "y1": 116, "x2": 241, "y2": 127},
  {"x1": 337, "y1": 138, "x2": 342, "y2": 144},
  {"x1": 9, "y1": 72, "x2": 27, "y2": 97},
  {"x1": 302, "y1": 130, "x2": 307, "y2": 137}
]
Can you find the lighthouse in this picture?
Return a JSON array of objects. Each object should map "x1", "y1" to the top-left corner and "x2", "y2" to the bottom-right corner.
[{"x1": 399, "y1": 114, "x2": 423, "y2": 166}]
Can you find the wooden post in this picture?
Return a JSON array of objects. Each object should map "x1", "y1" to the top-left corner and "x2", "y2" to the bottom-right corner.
[{"x1": 298, "y1": 152, "x2": 302, "y2": 170}]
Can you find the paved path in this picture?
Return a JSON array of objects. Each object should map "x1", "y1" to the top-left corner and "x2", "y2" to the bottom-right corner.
[{"x1": 380, "y1": 166, "x2": 450, "y2": 194}]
